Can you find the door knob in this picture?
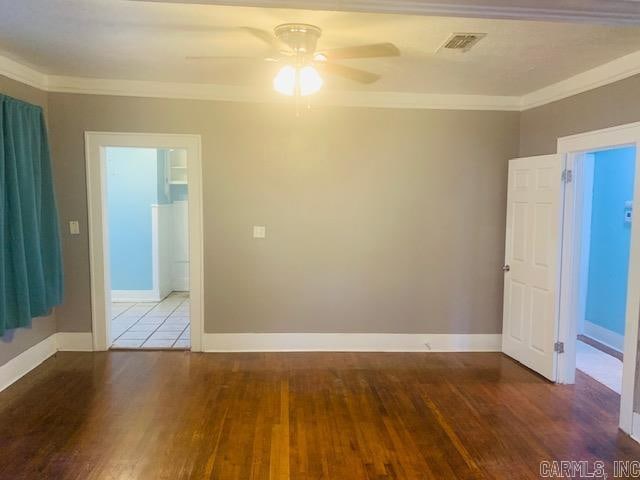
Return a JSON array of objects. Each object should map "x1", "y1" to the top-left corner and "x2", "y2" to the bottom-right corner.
[{"x1": 502, "y1": 264, "x2": 510, "y2": 272}]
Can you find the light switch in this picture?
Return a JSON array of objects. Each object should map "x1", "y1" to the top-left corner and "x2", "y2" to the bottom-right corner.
[
  {"x1": 69, "y1": 220, "x2": 80, "y2": 235},
  {"x1": 253, "y1": 225, "x2": 266, "y2": 239},
  {"x1": 625, "y1": 201, "x2": 633, "y2": 224}
]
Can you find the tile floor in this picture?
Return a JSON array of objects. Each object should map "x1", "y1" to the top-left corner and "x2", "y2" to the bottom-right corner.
[
  {"x1": 576, "y1": 339, "x2": 622, "y2": 394},
  {"x1": 110, "y1": 292, "x2": 190, "y2": 349}
]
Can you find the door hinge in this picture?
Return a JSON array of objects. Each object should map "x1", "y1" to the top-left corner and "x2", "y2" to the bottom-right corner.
[
  {"x1": 561, "y1": 169, "x2": 573, "y2": 183},
  {"x1": 554, "y1": 341, "x2": 565, "y2": 353}
]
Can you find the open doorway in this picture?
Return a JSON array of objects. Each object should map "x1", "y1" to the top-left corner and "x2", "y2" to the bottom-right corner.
[
  {"x1": 502, "y1": 124, "x2": 640, "y2": 437},
  {"x1": 556, "y1": 123, "x2": 640, "y2": 436},
  {"x1": 85, "y1": 132, "x2": 203, "y2": 352},
  {"x1": 573, "y1": 146, "x2": 635, "y2": 394},
  {"x1": 105, "y1": 147, "x2": 191, "y2": 349}
]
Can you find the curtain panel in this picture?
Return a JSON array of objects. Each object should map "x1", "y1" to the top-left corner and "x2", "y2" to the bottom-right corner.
[{"x1": 0, "y1": 94, "x2": 63, "y2": 334}]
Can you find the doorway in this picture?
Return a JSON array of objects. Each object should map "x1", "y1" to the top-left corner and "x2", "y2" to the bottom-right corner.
[
  {"x1": 573, "y1": 146, "x2": 635, "y2": 393},
  {"x1": 557, "y1": 123, "x2": 640, "y2": 436},
  {"x1": 106, "y1": 147, "x2": 191, "y2": 349},
  {"x1": 85, "y1": 133, "x2": 203, "y2": 352},
  {"x1": 502, "y1": 122, "x2": 640, "y2": 437}
]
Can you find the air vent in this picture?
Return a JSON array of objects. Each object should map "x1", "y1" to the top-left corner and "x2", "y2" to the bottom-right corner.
[{"x1": 441, "y1": 33, "x2": 486, "y2": 52}]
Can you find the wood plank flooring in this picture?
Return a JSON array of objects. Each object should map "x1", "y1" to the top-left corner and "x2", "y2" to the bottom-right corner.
[{"x1": 0, "y1": 351, "x2": 638, "y2": 479}]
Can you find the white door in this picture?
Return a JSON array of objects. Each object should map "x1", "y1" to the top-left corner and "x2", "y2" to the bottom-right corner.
[{"x1": 502, "y1": 154, "x2": 563, "y2": 380}]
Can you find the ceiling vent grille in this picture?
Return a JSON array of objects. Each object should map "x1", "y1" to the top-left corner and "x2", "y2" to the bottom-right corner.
[{"x1": 441, "y1": 33, "x2": 486, "y2": 52}]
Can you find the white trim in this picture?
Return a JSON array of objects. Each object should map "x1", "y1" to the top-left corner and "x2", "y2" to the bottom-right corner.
[
  {"x1": 49, "y1": 75, "x2": 275, "y2": 103},
  {"x1": 3, "y1": 50, "x2": 640, "y2": 112},
  {"x1": 56, "y1": 332, "x2": 94, "y2": 352},
  {"x1": 557, "y1": 121, "x2": 640, "y2": 152},
  {"x1": 576, "y1": 153, "x2": 594, "y2": 337},
  {"x1": 557, "y1": 122, "x2": 640, "y2": 434},
  {"x1": 151, "y1": 204, "x2": 161, "y2": 301},
  {"x1": 47, "y1": 75, "x2": 520, "y2": 111},
  {"x1": 0, "y1": 332, "x2": 95, "y2": 393},
  {"x1": 85, "y1": 132, "x2": 204, "y2": 352},
  {"x1": 318, "y1": 90, "x2": 519, "y2": 111},
  {"x1": 153, "y1": 204, "x2": 174, "y2": 297},
  {"x1": 0, "y1": 55, "x2": 47, "y2": 91},
  {"x1": 0, "y1": 334, "x2": 57, "y2": 392},
  {"x1": 521, "y1": 50, "x2": 640, "y2": 110},
  {"x1": 169, "y1": 200, "x2": 190, "y2": 291},
  {"x1": 583, "y1": 321, "x2": 625, "y2": 353},
  {"x1": 111, "y1": 290, "x2": 165, "y2": 303},
  {"x1": 202, "y1": 333, "x2": 502, "y2": 352}
]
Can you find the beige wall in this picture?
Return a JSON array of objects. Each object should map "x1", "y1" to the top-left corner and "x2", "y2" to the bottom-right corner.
[
  {"x1": 47, "y1": 93, "x2": 519, "y2": 334},
  {"x1": 520, "y1": 74, "x2": 640, "y2": 156},
  {"x1": 4, "y1": 68, "x2": 640, "y2": 408},
  {"x1": 0, "y1": 75, "x2": 56, "y2": 366},
  {"x1": 3, "y1": 70, "x2": 638, "y2": 340}
]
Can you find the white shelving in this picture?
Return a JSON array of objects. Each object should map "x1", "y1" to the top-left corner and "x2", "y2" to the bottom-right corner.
[{"x1": 168, "y1": 150, "x2": 187, "y2": 185}]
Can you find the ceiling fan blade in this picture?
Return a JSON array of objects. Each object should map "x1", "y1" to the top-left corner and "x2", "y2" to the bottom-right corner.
[
  {"x1": 318, "y1": 42, "x2": 400, "y2": 60},
  {"x1": 240, "y1": 27, "x2": 290, "y2": 54},
  {"x1": 318, "y1": 62, "x2": 380, "y2": 84}
]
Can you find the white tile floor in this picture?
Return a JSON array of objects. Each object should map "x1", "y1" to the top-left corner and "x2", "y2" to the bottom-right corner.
[
  {"x1": 110, "y1": 292, "x2": 190, "y2": 349},
  {"x1": 576, "y1": 339, "x2": 622, "y2": 394}
]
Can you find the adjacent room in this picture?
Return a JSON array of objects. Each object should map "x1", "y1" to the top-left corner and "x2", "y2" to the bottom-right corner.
[
  {"x1": 106, "y1": 147, "x2": 191, "y2": 349},
  {"x1": 2, "y1": 1, "x2": 640, "y2": 478},
  {"x1": 575, "y1": 146, "x2": 635, "y2": 393}
]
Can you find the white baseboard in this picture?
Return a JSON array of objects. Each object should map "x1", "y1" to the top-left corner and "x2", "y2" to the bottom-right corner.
[
  {"x1": 0, "y1": 334, "x2": 58, "y2": 392},
  {"x1": 0, "y1": 332, "x2": 501, "y2": 393},
  {"x1": 56, "y1": 332, "x2": 94, "y2": 352},
  {"x1": 0, "y1": 331, "x2": 95, "y2": 393},
  {"x1": 111, "y1": 290, "x2": 164, "y2": 303},
  {"x1": 583, "y1": 321, "x2": 624, "y2": 352},
  {"x1": 202, "y1": 333, "x2": 502, "y2": 352}
]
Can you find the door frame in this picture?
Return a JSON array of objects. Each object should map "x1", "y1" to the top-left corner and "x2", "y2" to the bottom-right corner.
[
  {"x1": 85, "y1": 132, "x2": 204, "y2": 352},
  {"x1": 557, "y1": 121, "x2": 640, "y2": 434}
]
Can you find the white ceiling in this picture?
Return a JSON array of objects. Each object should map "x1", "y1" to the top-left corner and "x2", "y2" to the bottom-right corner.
[{"x1": 2, "y1": 0, "x2": 640, "y2": 96}]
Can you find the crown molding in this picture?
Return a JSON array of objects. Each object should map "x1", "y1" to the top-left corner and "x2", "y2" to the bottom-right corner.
[
  {"x1": 314, "y1": 89, "x2": 520, "y2": 110},
  {"x1": 2, "y1": 50, "x2": 640, "y2": 111},
  {"x1": 0, "y1": 55, "x2": 47, "y2": 90},
  {"x1": 45, "y1": 74, "x2": 520, "y2": 110},
  {"x1": 520, "y1": 49, "x2": 640, "y2": 110},
  {"x1": 47, "y1": 75, "x2": 276, "y2": 103}
]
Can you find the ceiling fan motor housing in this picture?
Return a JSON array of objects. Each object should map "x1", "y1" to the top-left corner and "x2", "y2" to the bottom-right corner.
[{"x1": 274, "y1": 23, "x2": 322, "y2": 56}]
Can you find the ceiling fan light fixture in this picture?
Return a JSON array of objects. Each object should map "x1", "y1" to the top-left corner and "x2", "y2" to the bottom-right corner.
[
  {"x1": 298, "y1": 65, "x2": 323, "y2": 96},
  {"x1": 273, "y1": 64, "x2": 323, "y2": 96},
  {"x1": 273, "y1": 65, "x2": 296, "y2": 96}
]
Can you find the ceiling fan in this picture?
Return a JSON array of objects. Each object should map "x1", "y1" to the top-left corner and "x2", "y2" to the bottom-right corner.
[{"x1": 188, "y1": 23, "x2": 400, "y2": 96}]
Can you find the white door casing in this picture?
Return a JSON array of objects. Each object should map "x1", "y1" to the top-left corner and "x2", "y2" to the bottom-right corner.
[
  {"x1": 85, "y1": 132, "x2": 204, "y2": 352},
  {"x1": 502, "y1": 154, "x2": 563, "y2": 381}
]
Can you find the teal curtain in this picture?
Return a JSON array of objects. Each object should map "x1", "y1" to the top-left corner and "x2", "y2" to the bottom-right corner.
[{"x1": 0, "y1": 95, "x2": 63, "y2": 334}]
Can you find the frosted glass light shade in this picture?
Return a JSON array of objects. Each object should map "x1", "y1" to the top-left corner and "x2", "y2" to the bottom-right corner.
[{"x1": 273, "y1": 65, "x2": 323, "y2": 96}]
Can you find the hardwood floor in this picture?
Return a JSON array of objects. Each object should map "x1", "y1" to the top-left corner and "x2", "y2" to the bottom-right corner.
[{"x1": 0, "y1": 351, "x2": 638, "y2": 479}]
